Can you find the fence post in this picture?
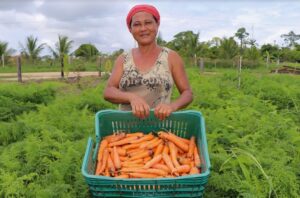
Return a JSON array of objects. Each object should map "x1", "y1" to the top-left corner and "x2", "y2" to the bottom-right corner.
[
  {"x1": 68, "y1": 55, "x2": 72, "y2": 65},
  {"x1": 237, "y1": 56, "x2": 242, "y2": 89},
  {"x1": 199, "y1": 58, "x2": 204, "y2": 73},
  {"x1": 266, "y1": 52, "x2": 270, "y2": 68},
  {"x1": 17, "y1": 56, "x2": 22, "y2": 82},
  {"x1": 1, "y1": 54, "x2": 4, "y2": 67},
  {"x1": 61, "y1": 56, "x2": 64, "y2": 78},
  {"x1": 98, "y1": 56, "x2": 102, "y2": 77}
]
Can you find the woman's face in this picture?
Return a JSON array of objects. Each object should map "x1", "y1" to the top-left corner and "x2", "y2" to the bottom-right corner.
[{"x1": 130, "y1": 11, "x2": 159, "y2": 46}]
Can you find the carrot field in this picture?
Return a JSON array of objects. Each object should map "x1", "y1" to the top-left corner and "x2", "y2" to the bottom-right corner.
[{"x1": 0, "y1": 68, "x2": 299, "y2": 197}]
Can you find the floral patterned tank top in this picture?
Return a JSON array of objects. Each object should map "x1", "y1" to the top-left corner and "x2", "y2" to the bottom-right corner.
[{"x1": 119, "y1": 47, "x2": 174, "y2": 111}]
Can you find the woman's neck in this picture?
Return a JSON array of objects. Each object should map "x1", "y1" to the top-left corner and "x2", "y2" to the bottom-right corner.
[{"x1": 136, "y1": 42, "x2": 160, "y2": 56}]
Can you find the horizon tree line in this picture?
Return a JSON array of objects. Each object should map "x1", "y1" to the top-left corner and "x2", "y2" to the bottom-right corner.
[{"x1": 0, "y1": 28, "x2": 300, "y2": 74}]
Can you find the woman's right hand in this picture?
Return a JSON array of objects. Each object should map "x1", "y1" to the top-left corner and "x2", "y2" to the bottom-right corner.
[{"x1": 129, "y1": 95, "x2": 150, "y2": 119}]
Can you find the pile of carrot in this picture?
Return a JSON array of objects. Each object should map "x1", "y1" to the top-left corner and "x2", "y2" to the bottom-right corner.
[{"x1": 95, "y1": 131, "x2": 201, "y2": 178}]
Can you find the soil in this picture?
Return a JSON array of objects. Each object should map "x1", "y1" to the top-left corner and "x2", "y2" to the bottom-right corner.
[{"x1": 0, "y1": 71, "x2": 103, "y2": 81}]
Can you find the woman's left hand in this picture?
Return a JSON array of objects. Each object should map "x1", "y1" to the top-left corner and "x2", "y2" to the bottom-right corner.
[{"x1": 154, "y1": 103, "x2": 175, "y2": 120}]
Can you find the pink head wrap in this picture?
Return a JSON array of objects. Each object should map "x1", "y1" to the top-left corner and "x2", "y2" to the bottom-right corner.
[{"x1": 126, "y1": 4, "x2": 160, "y2": 30}]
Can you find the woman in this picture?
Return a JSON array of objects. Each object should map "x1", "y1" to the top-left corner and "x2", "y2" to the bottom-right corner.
[{"x1": 104, "y1": 4, "x2": 193, "y2": 120}]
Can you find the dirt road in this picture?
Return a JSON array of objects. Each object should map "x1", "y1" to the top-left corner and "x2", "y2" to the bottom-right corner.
[{"x1": 0, "y1": 71, "x2": 102, "y2": 81}]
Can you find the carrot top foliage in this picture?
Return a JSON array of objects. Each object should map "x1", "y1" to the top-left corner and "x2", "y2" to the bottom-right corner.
[{"x1": 0, "y1": 70, "x2": 299, "y2": 197}]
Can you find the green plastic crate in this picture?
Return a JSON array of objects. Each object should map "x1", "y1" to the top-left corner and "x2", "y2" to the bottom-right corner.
[{"x1": 81, "y1": 110, "x2": 211, "y2": 198}]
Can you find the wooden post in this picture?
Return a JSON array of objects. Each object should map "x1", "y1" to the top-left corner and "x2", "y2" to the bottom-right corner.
[
  {"x1": 266, "y1": 52, "x2": 270, "y2": 68},
  {"x1": 238, "y1": 56, "x2": 242, "y2": 89},
  {"x1": 199, "y1": 58, "x2": 204, "y2": 73},
  {"x1": 1, "y1": 54, "x2": 4, "y2": 67},
  {"x1": 98, "y1": 56, "x2": 102, "y2": 77},
  {"x1": 68, "y1": 55, "x2": 72, "y2": 65},
  {"x1": 17, "y1": 56, "x2": 22, "y2": 82},
  {"x1": 61, "y1": 55, "x2": 64, "y2": 78}
]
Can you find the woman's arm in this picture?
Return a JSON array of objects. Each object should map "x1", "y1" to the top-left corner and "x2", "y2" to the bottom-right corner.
[
  {"x1": 103, "y1": 55, "x2": 133, "y2": 104},
  {"x1": 154, "y1": 50, "x2": 193, "y2": 120},
  {"x1": 103, "y1": 54, "x2": 150, "y2": 119}
]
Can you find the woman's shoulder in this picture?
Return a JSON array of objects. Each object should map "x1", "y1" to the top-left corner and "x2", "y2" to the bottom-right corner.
[{"x1": 161, "y1": 46, "x2": 179, "y2": 57}]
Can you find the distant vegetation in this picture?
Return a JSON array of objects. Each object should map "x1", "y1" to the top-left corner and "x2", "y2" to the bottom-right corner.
[{"x1": 0, "y1": 28, "x2": 300, "y2": 74}]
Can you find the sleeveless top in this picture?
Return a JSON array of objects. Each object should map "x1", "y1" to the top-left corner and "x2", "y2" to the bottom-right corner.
[{"x1": 119, "y1": 47, "x2": 174, "y2": 111}]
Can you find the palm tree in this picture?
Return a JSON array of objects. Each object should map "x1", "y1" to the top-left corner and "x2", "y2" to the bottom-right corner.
[
  {"x1": 168, "y1": 31, "x2": 202, "y2": 65},
  {"x1": 74, "y1": 43, "x2": 99, "y2": 60},
  {"x1": 20, "y1": 35, "x2": 45, "y2": 63},
  {"x1": 49, "y1": 35, "x2": 73, "y2": 78},
  {"x1": 219, "y1": 37, "x2": 239, "y2": 59},
  {"x1": 0, "y1": 41, "x2": 15, "y2": 67}
]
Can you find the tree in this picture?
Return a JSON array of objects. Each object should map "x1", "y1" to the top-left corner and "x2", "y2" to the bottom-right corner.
[
  {"x1": 49, "y1": 35, "x2": 73, "y2": 78},
  {"x1": 260, "y1": 44, "x2": 280, "y2": 62},
  {"x1": 110, "y1": 49, "x2": 124, "y2": 60},
  {"x1": 157, "y1": 32, "x2": 167, "y2": 46},
  {"x1": 235, "y1": 27, "x2": 249, "y2": 55},
  {"x1": 20, "y1": 35, "x2": 45, "y2": 63},
  {"x1": 74, "y1": 43, "x2": 99, "y2": 60},
  {"x1": 281, "y1": 31, "x2": 300, "y2": 48},
  {"x1": 0, "y1": 41, "x2": 15, "y2": 66},
  {"x1": 219, "y1": 37, "x2": 239, "y2": 59},
  {"x1": 167, "y1": 31, "x2": 204, "y2": 65}
]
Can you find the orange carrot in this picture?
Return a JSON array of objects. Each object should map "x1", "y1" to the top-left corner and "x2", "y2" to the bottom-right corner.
[
  {"x1": 154, "y1": 143, "x2": 164, "y2": 157},
  {"x1": 105, "y1": 132, "x2": 126, "y2": 143},
  {"x1": 122, "y1": 142, "x2": 143, "y2": 150},
  {"x1": 126, "y1": 148, "x2": 145, "y2": 156},
  {"x1": 178, "y1": 157, "x2": 192, "y2": 166},
  {"x1": 144, "y1": 154, "x2": 162, "y2": 168},
  {"x1": 139, "y1": 137, "x2": 159, "y2": 149},
  {"x1": 129, "y1": 172, "x2": 158, "y2": 178},
  {"x1": 97, "y1": 139, "x2": 108, "y2": 162},
  {"x1": 189, "y1": 167, "x2": 200, "y2": 174},
  {"x1": 162, "y1": 143, "x2": 170, "y2": 155},
  {"x1": 168, "y1": 142, "x2": 180, "y2": 168},
  {"x1": 187, "y1": 136, "x2": 196, "y2": 158},
  {"x1": 173, "y1": 165, "x2": 191, "y2": 174},
  {"x1": 95, "y1": 161, "x2": 102, "y2": 175},
  {"x1": 122, "y1": 158, "x2": 143, "y2": 165},
  {"x1": 104, "y1": 166, "x2": 110, "y2": 177},
  {"x1": 152, "y1": 163, "x2": 171, "y2": 173},
  {"x1": 148, "y1": 139, "x2": 163, "y2": 149},
  {"x1": 107, "y1": 154, "x2": 116, "y2": 176},
  {"x1": 143, "y1": 156, "x2": 152, "y2": 163},
  {"x1": 129, "y1": 133, "x2": 154, "y2": 144},
  {"x1": 113, "y1": 146, "x2": 121, "y2": 169},
  {"x1": 115, "y1": 174, "x2": 129, "y2": 178},
  {"x1": 158, "y1": 132, "x2": 189, "y2": 152},
  {"x1": 108, "y1": 147, "x2": 127, "y2": 156},
  {"x1": 121, "y1": 168, "x2": 167, "y2": 177},
  {"x1": 121, "y1": 163, "x2": 144, "y2": 168},
  {"x1": 162, "y1": 153, "x2": 176, "y2": 172},
  {"x1": 119, "y1": 156, "x2": 128, "y2": 161},
  {"x1": 194, "y1": 147, "x2": 201, "y2": 168},
  {"x1": 129, "y1": 150, "x2": 153, "y2": 161},
  {"x1": 98, "y1": 149, "x2": 109, "y2": 174},
  {"x1": 139, "y1": 168, "x2": 167, "y2": 176},
  {"x1": 108, "y1": 136, "x2": 138, "y2": 147}
]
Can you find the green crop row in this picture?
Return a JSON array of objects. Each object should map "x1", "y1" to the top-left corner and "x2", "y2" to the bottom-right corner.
[{"x1": 0, "y1": 69, "x2": 299, "y2": 197}]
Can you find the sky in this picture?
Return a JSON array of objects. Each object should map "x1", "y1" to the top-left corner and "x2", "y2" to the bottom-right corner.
[{"x1": 0, "y1": 0, "x2": 300, "y2": 55}]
